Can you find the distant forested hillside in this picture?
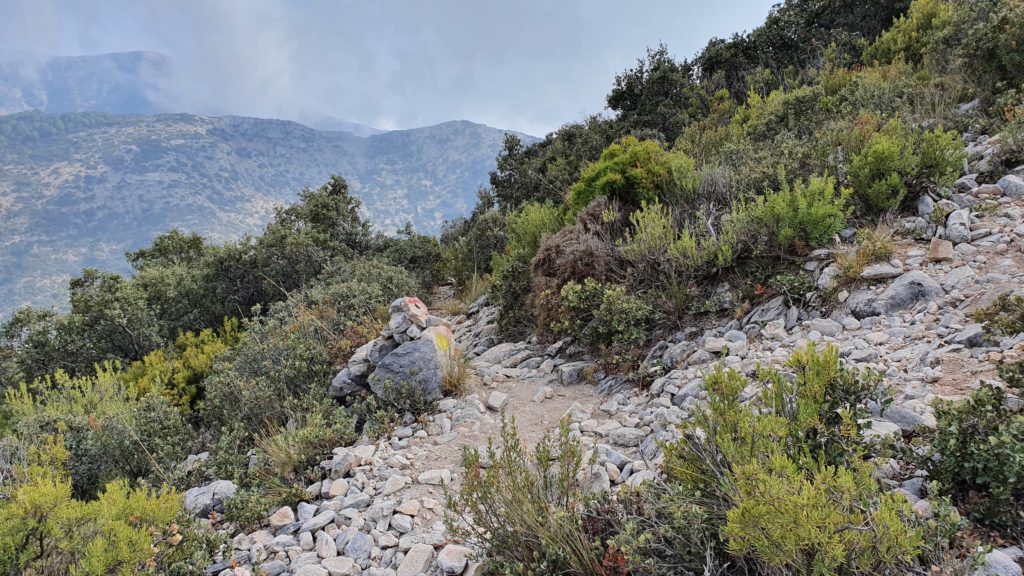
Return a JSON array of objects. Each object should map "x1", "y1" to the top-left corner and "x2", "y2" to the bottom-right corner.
[{"x1": 0, "y1": 111, "x2": 530, "y2": 314}]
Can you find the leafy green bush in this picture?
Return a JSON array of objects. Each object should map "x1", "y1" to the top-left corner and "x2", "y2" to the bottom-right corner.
[
  {"x1": 973, "y1": 293, "x2": 1024, "y2": 336},
  {"x1": 445, "y1": 416, "x2": 603, "y2": 575},
  {"x1": 0, "y1": 440, "x2": 183, "y2": 576},
  {"x1": 5, "y1": 367, "x2": 190, "y2": 499},
  {"x1": 745, "y1": 175, "x2": 851, "y2": 255},
  {"x1": 557, "y1": 279, "x2": 652, "y2": 348},
  {"x1": 567, "y1": 136, "x2": 697, "y2": 216},
  {"x1": 120, "y1": 318, "x2": 242, "y2": 409},
  {"x1": 664, "y1": 345, "x2": 917, "y2": 575},
  {"x1": 490, "y1": 201, "x2": 564, "y2": 278},
  {"x1": 863, "y1": 0, "x2": 953, "y2": 65},
  {"x1": 917, "y1": 127, "x2": 966, "y2": 188},
  {"x1": 922, "y1": 385, "x2": 1024, "y2": 534},
  {"x1": 849, "y1": 119, "x2": 917, "y2": 214},
  {"x1": 835, "y1": 224, "x2": 897, "y2": 282},
  {"x1": 620, "y1": 201, "x2": 740, "y2": 287}
]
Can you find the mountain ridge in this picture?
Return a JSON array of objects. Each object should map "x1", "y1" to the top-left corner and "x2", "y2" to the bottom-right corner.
[{"x1": 0, "y1": 110, "x2": 534, "y2": 316}]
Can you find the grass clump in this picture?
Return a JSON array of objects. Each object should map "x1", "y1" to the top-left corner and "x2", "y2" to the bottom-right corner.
[{"x1": 835, "y1": 224, "x2": 897, "y2": 282}]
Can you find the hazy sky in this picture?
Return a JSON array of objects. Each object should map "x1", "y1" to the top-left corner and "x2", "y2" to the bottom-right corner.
[{"x1": 0, "y1": 0, "x2": 777, "y2": 135}]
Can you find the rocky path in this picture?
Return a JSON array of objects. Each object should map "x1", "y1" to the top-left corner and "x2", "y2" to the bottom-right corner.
[{"x1": 202, "y1": 188, "x2": 1024, "y2": 575}]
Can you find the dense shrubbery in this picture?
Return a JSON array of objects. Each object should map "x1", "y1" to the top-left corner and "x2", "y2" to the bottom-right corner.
[
  {"x1": 920, "y1": 385, "x2": 1024, "y2": 536},
  {"x1": 566, "y1": 136, "x2": 698, "y2": 216},
  {"x1": 449, "y1": 346, "x2": 937, "y2": 576},
  {"x1": 0, "y1": 173, "x2": 445, "y2": 572}
]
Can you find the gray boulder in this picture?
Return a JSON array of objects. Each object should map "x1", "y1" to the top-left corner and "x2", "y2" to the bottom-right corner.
[
  {"x1": 998, "y1": 174, "x2": 1024, "y2": 198},
  {"x1": 184, "y1": 479, "x2": 236, "y2": 517},
  {"x1": 945, "y1": 208, "x2": 971, "y2": 244},
  {"x1": 368, "y1": 326, "x2": 451, "y2": 402},
  {"x1": 848, "y1": 271, "x2": 944, "y2": 319}
]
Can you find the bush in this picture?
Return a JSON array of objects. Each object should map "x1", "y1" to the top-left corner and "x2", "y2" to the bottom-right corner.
[
  {"x1": 557, "y1": 279, "x2": 652, "y2": 349},
  {"x1": 849, "y1": 119, "x2": 916, "y2": 214},
  {"x1": 444, "y1": 416, "x2": 603, "y2": 575},
  {"x1": 863, "y1": 0, "x2": 954, "y2": 66},
  {"x1": 5, "y1": 367, "x2": 190, "y2": 499},
  {"x1": 0, "y1": 440, "x2": 183, "y2": 576},
  {"x1": 922, "y1": 385, "x2": 1024, "y2": 535},
  {"x1": 664, "y1": 345, "x2": 917, "y2": 575},
  {"x1": 835, "y1": 224, "x2": 897, "y2": 282},
  {"x1": 973, "y1": 293, "x2": 1024, "y2": 336},
  {"x1": 490, "y1": 201, "x2": 564, "y2": 278},
  {"x1": 620, "y1": 201, "x2": 741, "y2": 288},
  {"x1": 745, "y1": 174, "x2": 851, "y2": 255},
  {"x1": 120, "y1": 318, "x2": 242, "y2": 409},
  {"x1": 567, "y1": 136, "x2": 698, "y2": 217},
  {"x1": 917, "y1": 127, "x2": 966, "y2": 189}
]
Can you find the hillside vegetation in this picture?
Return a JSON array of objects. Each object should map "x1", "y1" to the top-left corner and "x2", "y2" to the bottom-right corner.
[{"x1": 1, "y1": 0, "x2": 1024, "y2": 574}]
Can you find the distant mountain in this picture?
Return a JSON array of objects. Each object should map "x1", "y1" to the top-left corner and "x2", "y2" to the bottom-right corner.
[{"x1": 0, "y1": 111, "x2": 533, "y2": 316}]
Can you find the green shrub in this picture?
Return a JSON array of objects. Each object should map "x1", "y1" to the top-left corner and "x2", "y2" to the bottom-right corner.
[
  {"x1": 5, "y1": 367, "x2": 190, "y2": 499},
  {"x1": 863, "y1": 0, "x2": 954, "y2": 65},
  {"x1": 664, "y1": 345, "x2": 917, "y2": 575},
  {"x1": 973, "y1": 293, "x2": 1024, "y2": 336},
  {"x1": 620, "y1": 201, "x2": 740, "y2": 287},
  {"x1": 567, "y1": 136, "x2": 697, "y2": 216},
  {"x1": 746, "y1": 175, "x2": 851, "y2": 255},
  {"x1": 849, "y1": 119, "x2": 916, "y2": 214},
  {"x1": 922, "y1": 385, "x2": 1024, "y2": 534},
  {"x1": 610, "y1": 482, "x2": 717, "y2": 576},
  {"x1": 835, "y1": 224, "x2": 897, "y2": 282},
  {"x1": 557, "y1": 279, "x2": 651, "y2": 348},
  {"x1": 444, "y1": 416, "x2": 603, "y2": 575},
  {"x1": 917, "y1": 127, "x2": 966, "y2": 188},
  {"x1": 0, "y1": 441, "x2": 183, "y2": 576},
  {"x1": 723, "y1": 456, "x2": 922, "y2": 575},
  {"x1": 491, "y1": 259, "x2": 535, "y2": 340},
  {"x1": 120, "y1": 318, "x2": 242, "y2": 409},
  {"x1": 490, "y1": 201, "x2": 564, "y2": 278},
  {"x1": 223, "y1": 488, "x2": 273, "y2": 532},
  {"x1": 999, "y1": 360, "x2": 1024, "y2": 390}
]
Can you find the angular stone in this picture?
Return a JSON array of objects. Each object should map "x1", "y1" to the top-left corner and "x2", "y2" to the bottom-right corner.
[
  {"x1": 925, "y1": 238, "x2": 954, "y2": 262},
  {"x1": 557, "y1": 361, "x2": 594, "y2": 385},
  {"x1": 418, "y1": 468, "x2": 452, "y2": 485},
  {"x1": 997, "y1": 174, "x2": 1024, "y2": 198},
  {"x1": 437, "y1": 544, "x2": 474, "y2": 575},
  {"x1": 486, "y1": 391, "x2": 509, "y2": 411},
  {"x1": 183, "y1": 480, "x2": 236, "y2": 517},
  {"x1": 268, "y1": 506, "x2": 295, "y2": 529},
  {"x1": 397, "y1": 543, "x2": 435, "y2": 576},
  {"x1": 945, "y1": 208, "x2": 971, "y2": 244},
  {"x1": 860, "y1": 262, "x2": 903, "y2": 280},
  {"x1": 321, "y1": 557, "x2": 356, "y2": 576},
  {"x1": 368, "y1": 325, "x2": 453, "y2": 402},
  {"x1": 380, "y1": 475, "x2": 407, "y2": 497},
  {"x1": 293, "y1": 566, "x2": 328, "y2": 576},
  {"x1": 609, "y1": 427, "x2": 646, "y2": 448},
  {"x1": 848, "y1": 271, "x2": 944, "y2": 319},
  {"x1": 300, "y1": 511, "x2": 336, "y2": 534},
  {"x1": 343, "y1": 531, "x2": 373, "y2": 561},
  {"x1": 316, "y1": 530, "x2": 337, "y2": 558}
]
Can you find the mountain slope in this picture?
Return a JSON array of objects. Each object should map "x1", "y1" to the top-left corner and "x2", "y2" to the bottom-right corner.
[{"x1": 0, "y1": 111, "x2": 529, "y2": 315}]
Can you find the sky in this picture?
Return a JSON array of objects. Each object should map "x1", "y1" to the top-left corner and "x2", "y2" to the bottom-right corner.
[{"x1": 0, "y1": 0, "x2": 778, "y2": 136}]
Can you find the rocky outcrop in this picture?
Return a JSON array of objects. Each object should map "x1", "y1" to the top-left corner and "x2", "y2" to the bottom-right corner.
[{"x1": 330, "y1": 297, "x2": 454, "y2": 402}]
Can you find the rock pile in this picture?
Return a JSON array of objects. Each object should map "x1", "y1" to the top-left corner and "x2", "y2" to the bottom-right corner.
[{"x1": 330, "y1": 297, "x2": 455, "y2": 402}]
